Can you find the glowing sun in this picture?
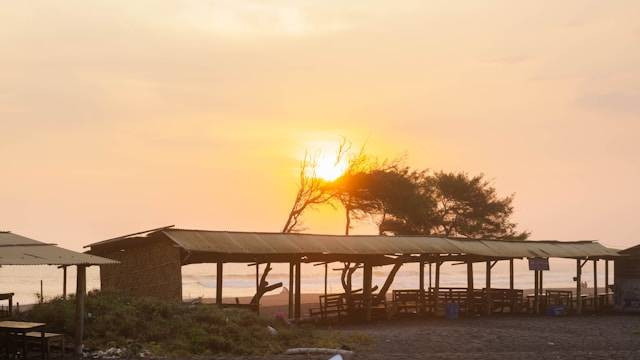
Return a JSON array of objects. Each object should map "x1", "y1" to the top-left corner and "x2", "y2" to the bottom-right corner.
[{"x1": 314, "y1": 154, "x2": 348, "y2": 181}]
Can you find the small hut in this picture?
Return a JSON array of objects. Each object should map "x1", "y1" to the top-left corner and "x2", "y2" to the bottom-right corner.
[
  {"x1": 0, "y1": 231, "x2": 117, "y2": 355},
  {"x1": 614, "y1": 245, "x2": 640, "y2": 312}
]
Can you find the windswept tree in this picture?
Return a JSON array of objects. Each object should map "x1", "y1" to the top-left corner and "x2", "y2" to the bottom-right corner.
[
  {"x1": 281, "y1": 153, "x2": 336, "y2": 233},
  {"x1": 427, "y1": 172, "x2": 529, "y2": 240}
]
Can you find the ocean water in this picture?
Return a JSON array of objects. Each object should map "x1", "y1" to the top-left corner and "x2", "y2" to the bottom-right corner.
[{"x1": 0, "y1": 258, "x2": 612, "y2": 305}]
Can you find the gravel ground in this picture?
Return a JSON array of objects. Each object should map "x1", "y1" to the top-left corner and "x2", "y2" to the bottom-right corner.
[{"x1": 216, "y1": 314, "x2": 640, "y2": 360}]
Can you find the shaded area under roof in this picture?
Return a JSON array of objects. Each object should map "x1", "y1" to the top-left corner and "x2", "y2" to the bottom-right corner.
[
  {"x1": 86, "y1": 228, "x2": 620, "y2": 260},
  {"x1": 0, "y1": 232, "x2": 118, "y2": 266}
]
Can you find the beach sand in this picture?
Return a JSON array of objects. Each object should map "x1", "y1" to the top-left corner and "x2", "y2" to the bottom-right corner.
[{"x1": 213, "y1": 315, "x2": 640, "y2": 360}]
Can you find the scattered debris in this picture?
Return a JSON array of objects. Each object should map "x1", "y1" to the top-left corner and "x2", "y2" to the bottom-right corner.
[
  {"x1": 267, "y1": 325, "x2": 278, "y2": 336},
  {"x1": 284, "y1": 347, "x2": 354, "y2": 359}
]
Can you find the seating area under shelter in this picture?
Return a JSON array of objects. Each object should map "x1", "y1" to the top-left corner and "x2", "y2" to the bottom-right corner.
[{"x1": 85, "y1": 226, "x2": 620, "y2": 322}]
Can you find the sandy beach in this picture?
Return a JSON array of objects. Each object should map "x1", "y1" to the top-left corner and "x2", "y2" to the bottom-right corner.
[{"x1": 213, "y1": 315, "x2": 640, "y2": 360}]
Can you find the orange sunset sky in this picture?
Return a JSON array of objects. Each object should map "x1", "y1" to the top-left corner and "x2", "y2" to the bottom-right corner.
[{"x1": 1, "y1": 1, "x2": 639, "y2": 251}]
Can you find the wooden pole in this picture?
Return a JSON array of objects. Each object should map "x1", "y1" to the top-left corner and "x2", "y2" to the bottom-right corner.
[
  {"x1": 576, "y1": 259, "x2": 582, "y2": 315},
  {"x1": 509, "y1": 259, "x2": 514, "y2": 290},
  {"x1": 294, "y1": 261, "x2": 301, "y2": 320},
  {"x1": 534, "y1": 270, "x2": 539, "y2": 314},
  {"x1": 363, "y1": 262, "x2": 373, "y2": 321},
  {"x1": 419, "y1": 260, "x2": 425, "y2": 314},
  {"x1": 428, "y1": 262, "x2": 432, "y2": 289},
  {"x1": 40, "y1": 280, "x2": 43, "y2": 304},
  {"x1": 74, "y1": 265, "x2": 87, "y2": 357},
  {"x1": 434, "y1": 256, "x2": 441, "y2": 314},
  {"x1": 467, "y1": 260, "x2": 474, "y2": 314},
  {"x1": 324, "y1": 263, "x2": 328, "y2": 297},
  {"x1": 216, "y1": 262, "x2": 223, "y2": 306},
  {"x1": 593, "y1": 259, "x2": 598, "y2": 312},
  {"x1": 539, "y1": 269, "x2": 544, "y2": 311},
  {"x1": 605, "y1": 260, "x2": 609, "y2": 306},
  {"x1": 485, "y1": 261, "x2": 492, "y2": 315},
  {"x1": 288, "y1": 262, "x2": 294, "y2": 319},
  {"x1": 62, "y1": 266, "x2": 68, "y2": 300}
]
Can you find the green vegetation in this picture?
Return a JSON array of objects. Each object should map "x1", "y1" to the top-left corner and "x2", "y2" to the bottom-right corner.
[{"x1": 19, "y1": 291, "x2": 369, "y2": 357}]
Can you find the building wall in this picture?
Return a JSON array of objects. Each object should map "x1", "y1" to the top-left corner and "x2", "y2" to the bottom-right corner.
[
  {"x1": 614, "y1": 255, "x2": 640, "y2": 312},
  {"x1": 98, "y1": 240, "x2": 182, "y2": 301}
]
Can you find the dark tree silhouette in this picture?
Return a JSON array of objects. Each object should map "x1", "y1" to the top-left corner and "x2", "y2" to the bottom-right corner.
[{"x1": 427, "y1": 172, "x2": 529, "y2": 239}]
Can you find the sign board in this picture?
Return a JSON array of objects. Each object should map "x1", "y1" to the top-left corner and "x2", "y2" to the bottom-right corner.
[{"x1": 528, "y1": 257, "x2": 550, "y2": 271}]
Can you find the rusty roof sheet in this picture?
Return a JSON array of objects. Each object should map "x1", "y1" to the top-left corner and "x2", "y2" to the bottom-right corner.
[
  {"x1": 110, "y1": 229, "x2": 623, "y2": 259},
  {"x1": 0, "y1": 232, "x2": 118, "y2": 266}
]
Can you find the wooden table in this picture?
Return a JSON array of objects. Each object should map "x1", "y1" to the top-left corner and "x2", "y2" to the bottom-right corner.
[{"x1": 0, "y1": 321, "x2": 46, "y2": 359}]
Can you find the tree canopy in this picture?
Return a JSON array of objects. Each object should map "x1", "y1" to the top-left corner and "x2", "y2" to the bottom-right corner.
[{"x1": 283, "y1": 146, "x2": 528, "y2": 240}]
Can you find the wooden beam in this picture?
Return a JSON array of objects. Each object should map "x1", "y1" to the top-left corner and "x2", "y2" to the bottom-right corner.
[
  {"x1": 294, "y1": 261, "x2": 301, "y2": 320},
  {"x1": 576, "y1": 259, "x2": 582, "y2": 315},
  {"x1": 419, "y1": 260, "x2": 425, "y2": 314},
  {"x1": 467, "y1": 260, "x2": 474, "y2": 313},
  {"x1": 428, "y1": 262, "x2": 432, "y2": 289},
  {"x1": 534, "y1": 270, "x2": 539, "y2": 314},
  {"x1": 216, "y1": 262, "x2": 223, "y2": 306},
  {"x1": 324, "y1": 263, "x2": 328, "y2": 297},
  {"x1": 363, "y1": 262, "x2": 373, "y2": 321},
  {"x1": 62, "y1": 266, "x2": 67, "y2": 300},
  {"x1": 605, "y1": 260, "x2": 609, "y2": 306},
  {"x1": 288, "y1": 262, "x2": 294, "y2": 319},
  {"x1": 593, "y1": 259, "x2": 598, "y2": 312},
  {"x1": 434, "y1": 255, "x2": 441, "y2": 314},
  {"x1": 74, "y1": 265, "x2": 87, "y2": 356},
  {"x1": 509, "y1": 259, "x2": 514, "y2": 290},
  {"x1": 485, "y1": 261, "x2": 492, "y2": 316}
]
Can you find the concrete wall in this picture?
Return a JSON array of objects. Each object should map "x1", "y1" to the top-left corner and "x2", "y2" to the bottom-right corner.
[{"x1": 98, "y1": 239, "x2": 182, "y2": 302}]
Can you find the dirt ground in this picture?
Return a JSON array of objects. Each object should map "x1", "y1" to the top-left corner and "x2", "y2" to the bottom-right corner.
[{"x1": 216, "y1": 314, "x2": 640, "y2": 360}]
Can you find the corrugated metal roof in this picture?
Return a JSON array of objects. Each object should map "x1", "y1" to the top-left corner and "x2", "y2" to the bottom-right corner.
[
  {"x1": 0, "y1": 232, "x2": 118, "y2": 266},
  {"x1": 88, "y1": 228, "x2": 619, "y2": 259}
]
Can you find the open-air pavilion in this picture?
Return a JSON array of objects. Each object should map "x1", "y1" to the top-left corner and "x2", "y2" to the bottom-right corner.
[
  {"x1": 0, "y1": 231, "x2": 117, "y2": 356},
  {"x1": 86, "y1": 226, "x2": 620, "y2": 321}
]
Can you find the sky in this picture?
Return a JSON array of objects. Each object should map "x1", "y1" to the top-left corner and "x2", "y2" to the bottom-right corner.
[{"x1": 1, "y1": 0, "x2": 640, "y2": 251}]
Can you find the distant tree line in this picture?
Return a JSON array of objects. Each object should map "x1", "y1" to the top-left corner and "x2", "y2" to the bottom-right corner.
[{"x1": 283, "y1": 140, "x2": 529, "y2": 240}]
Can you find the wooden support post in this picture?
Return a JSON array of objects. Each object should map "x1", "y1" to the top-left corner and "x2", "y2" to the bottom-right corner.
[
  {"x1": 576, "y1": 259, "x2": 582, "y2": 315},
  {"x1": 534, "y1": 270, "x2": 539, "y2": 314},
  {"x1": 363, "y1": 262, "x2": 373, "y2": 321},
  {"x1": 434, "y1": 256, "x2": 441, "y2": 314},
  {"x1": 419, "y1": 260, "x2": 425, "y2": 314},
  {"x1": 62, "y1": 266, "x2": 68, "y2": 300},
  {"x1": 74, "y1": 265, "x2": 87, "y2": 357},
  {"x1": 467, "y1": 260, "x2": 474, "y2": 314},
  {"x1": 294, "y1": 261, "x2": 301, "y2": 320},
  {"x1": 539, "y1": 269, "x2": 544, "y2": 312},
  {"x1": 288, "y1": 262, "x2": 294, "y2": 319},
  {"x1": 605, "y1": 260, "x2": 609, "y2": 306},
  {"x1": 509, "y1": 259, "x2": 514, "y2": 290},
  {"x1": 593, "y1": 259, "x2": 598, "y2": 312},
  {"x1": 216, "y1": 262, "x2": 223, "y2": 305},
  {"x1": 428, "y1": 262, "x2": 432, "y2": 289},
  {"x1": 324, "y1": 263, "x2": 328, "y2": 297},
  {"x1": 485, "y1": 261, "x2": 492, "y2": 316}
]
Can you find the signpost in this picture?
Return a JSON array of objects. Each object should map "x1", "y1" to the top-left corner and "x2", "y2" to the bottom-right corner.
[
  {"x1": 528, "y1": 257, "x2": 550, "y2": 271},
  {"x1": 528, "y1": 258, "x2": 549, "y2": 314}
]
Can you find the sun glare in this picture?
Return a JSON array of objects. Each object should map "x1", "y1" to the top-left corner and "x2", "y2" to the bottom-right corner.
[{"x1": 314, "y1": 154, "x2": 348, "y2": 181}]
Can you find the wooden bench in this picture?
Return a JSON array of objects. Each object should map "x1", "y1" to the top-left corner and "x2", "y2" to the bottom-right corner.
[
  {"x1": 484, "y1": 288, "x2": 524, "y2": 313},
  {"x1": 23, "y1": 332, "x2": 65, "y2": 359},
  {"x1": 309, "y1": 294, "x2": 346, "y2": 320},
  {"x1": 391, "y1": 289, "x2": 432, "y2": 315},
  {"x1": 0, "y1": 293, "x2": 14, "y2": 319},
  {"x1": 546, "y1": 290, "x2": 573, "y2": 311}
]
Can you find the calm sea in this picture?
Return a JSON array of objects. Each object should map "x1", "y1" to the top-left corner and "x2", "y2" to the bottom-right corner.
[{"x1": 0, "y1": 258, "x2": 610, "y2": 305}]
